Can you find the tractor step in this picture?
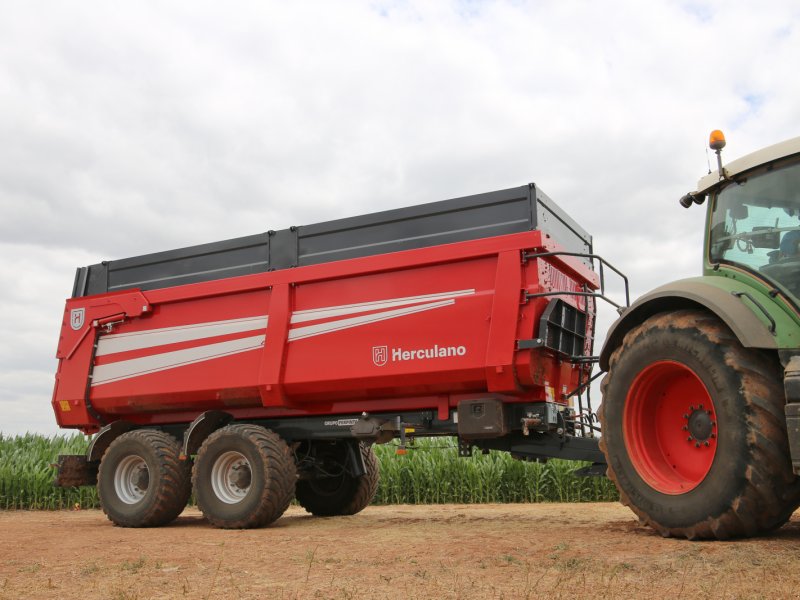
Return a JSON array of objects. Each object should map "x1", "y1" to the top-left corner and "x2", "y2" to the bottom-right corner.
[{"x1": 784, "y1": 356, "x2": 800, "y2": 474}]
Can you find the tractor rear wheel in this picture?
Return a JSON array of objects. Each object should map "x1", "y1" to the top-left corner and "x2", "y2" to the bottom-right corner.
[
  {"x1": 193, "y1": 424, "x2": 296, "y2": 529},
  {"x1": 97, "y1": 429, "x2": 191, "y2": 527},
  {"x1": 295, "y1": 442, "x2": 379, "y2": 516},
  {"x1": 600, "y1": 309, "x2": 800, "y2": 539}
]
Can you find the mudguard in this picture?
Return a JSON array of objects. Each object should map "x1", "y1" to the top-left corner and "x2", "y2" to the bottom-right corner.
[{"x1": 600, "y1": 277, "x2": 780, "y2": 371}]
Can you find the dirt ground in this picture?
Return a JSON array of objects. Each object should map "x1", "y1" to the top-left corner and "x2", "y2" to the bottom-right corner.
[{"x1": 1, "y1": 504, "x2": 800, "y2": 600}]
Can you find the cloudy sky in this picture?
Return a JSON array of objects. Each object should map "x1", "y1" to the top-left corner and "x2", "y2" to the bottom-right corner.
[{"x1": 1, "y1": 0, "x2": 798, "y2": 435}]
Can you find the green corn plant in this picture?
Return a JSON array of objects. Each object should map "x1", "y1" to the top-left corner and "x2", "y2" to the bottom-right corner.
[
  {"x1": 373, "y1": 438, "x2": 617, "y2": 504},
  {"x1": 0, "y1": 434, "x2": 617, "y2": 509},
  {"x1": 0, "y1": 433, "x2": 98, "y2": 510}
]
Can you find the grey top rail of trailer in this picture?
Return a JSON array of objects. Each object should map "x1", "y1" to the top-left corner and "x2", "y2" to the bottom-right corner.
[{"x1": 72, "y1": 183, "x2": 592, "y2": 298}]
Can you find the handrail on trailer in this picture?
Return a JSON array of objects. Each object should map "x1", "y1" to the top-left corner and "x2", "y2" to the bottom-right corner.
[
  {"x1": 522, "y1": 250, "x2": 630, "y2": 311},
  {"x1": 520, "y1": 250, "x2": 631, "y2": 439}
]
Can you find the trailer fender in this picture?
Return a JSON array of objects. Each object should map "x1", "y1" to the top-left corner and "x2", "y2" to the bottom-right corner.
[
  {"x1": 182, "y1": 411, "x2": 234, "y2": 458},
  {"x1": 599, "y1": 279, "x2": 778, "y2": 371},
  {"x1": 87, "y1": 420, "x2": 136, "y2": 462}
]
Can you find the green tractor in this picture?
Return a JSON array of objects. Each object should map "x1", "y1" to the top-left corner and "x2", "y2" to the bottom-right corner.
[{"x1": 599, "y1": 131, "x2": 800, "y2": 539}]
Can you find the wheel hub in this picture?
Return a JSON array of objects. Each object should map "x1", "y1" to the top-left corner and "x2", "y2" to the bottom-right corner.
[
  {"x1": 232, "y1": 464, "x2": 251, "y2": 489},
  {"x1": 133, "y1": 466, "x2": 150, "y2": 490},
  {"x1": 686, "y1": 406, "x2": 715, "y2": 443},
  {"x1": 114, "y1": 455, "x2": 150, "y2": 504},
  {"x1": 211, "y1": 451, "x2": 253, "y2": 504}
]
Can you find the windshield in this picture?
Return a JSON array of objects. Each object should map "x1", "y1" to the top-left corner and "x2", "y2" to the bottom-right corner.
[{"x1": 709, "y1": 158, "x2": 800, "y2": 300}]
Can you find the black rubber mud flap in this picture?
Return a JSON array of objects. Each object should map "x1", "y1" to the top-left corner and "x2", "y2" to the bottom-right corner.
[{"x1": 53, "y1": 454, "x2": 98, "y2": 488}]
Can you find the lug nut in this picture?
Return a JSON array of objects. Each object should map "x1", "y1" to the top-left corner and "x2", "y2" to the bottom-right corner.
[
  {"x1": 704, "y1": 441, "x2": 710, "y2": 447},
  {"x1": 695, "y1": 442, "x2": 701, "y2": 448},
  {"x1": 683, "y1": 414, "x2": 689, "y2": 419},
  {"x1": 687, "y1": 436, "x2": 693, "y2": 442},
  {"x1": 682, "y1": 426, "x2": 688, "y2": 431}
]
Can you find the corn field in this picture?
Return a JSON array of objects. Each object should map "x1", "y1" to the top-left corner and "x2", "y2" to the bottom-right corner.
[
  {"x1": 373, "y1": 438, "x2": 618, "y2": 504},
  {"x1": 0, "y1": 434, "x2": 99, "y2": 509},
  {"x1": 0, "y1": 434, "x2": 617, "y2": 510}
]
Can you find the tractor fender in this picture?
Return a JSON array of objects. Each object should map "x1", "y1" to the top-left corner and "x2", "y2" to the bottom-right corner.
[{"x1": 599, "y1": 278, "x2": 778, "y2": 371}]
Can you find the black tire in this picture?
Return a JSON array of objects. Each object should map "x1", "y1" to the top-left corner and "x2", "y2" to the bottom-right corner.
[
  {"x1": 600, "y1": 309, "x2": 800, "y2": 540},
  {"x1": 295, "y1": 442, "x2": 379, "y2": 516},
  {"x1": 97, "y1": 429, "x2": 191, "y2": 528},
  {"x1": 193, "y1": 424, "x2": 296, "y2": 529}
]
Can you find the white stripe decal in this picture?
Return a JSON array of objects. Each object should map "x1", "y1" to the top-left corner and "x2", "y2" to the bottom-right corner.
[
  {"x1": 91, "y1": 334, "x2": 265, "y2": 386},
  {"x1": 91, "y1": 290, "x2": 475, "y2": 384},
  {"x1": 96, "y1": 316, "x2": 268, "y2": 356},
  {"x1": 291, "y1": 289, "x2": 475, "y2": 324},
  {"x1": 289, "y1": 300, "x2": 454, "y2": 341}
]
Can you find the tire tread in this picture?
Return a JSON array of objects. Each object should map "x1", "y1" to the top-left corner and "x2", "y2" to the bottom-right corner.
[
  {"x1": 600, "y1": 309, "x2": 800, "y2": 540},
  {"x1": 193, "y1": 424, "x2": 296, "y2": 529},
  {"x1": 296, "y1": 443, "x2": 380, "y2": 517},
  {"x1": 98, "y1": 429, "x2": 191, "y2": 528}
]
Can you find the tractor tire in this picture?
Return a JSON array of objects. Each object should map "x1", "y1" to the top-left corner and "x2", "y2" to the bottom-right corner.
[
  {"x1": 600, "y1": 309, "x2": 800, "y2": 540},
  {"x1": 97, "y1": 429, "x2": 191, "y2": 528},
  {"x1": 193, "y1": 424, "x2": 296, "y2": 529},
  {"x1": 296, "y1": 442, "x2": 379, "y2": 516}
]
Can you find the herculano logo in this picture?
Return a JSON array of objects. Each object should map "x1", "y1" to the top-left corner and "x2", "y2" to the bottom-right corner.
[{"x1": 372, "y1": 344, "x2": 466, "y2": 366}]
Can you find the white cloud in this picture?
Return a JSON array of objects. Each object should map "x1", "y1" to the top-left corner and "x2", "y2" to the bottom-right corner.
[{"x1": 1, "y1": 0, "x2": 799, "y2": 434}]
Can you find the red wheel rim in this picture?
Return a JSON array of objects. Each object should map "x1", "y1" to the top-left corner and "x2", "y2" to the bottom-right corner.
[{"x1": 623, "y1": 361, "x2": 717, "y2": 494}]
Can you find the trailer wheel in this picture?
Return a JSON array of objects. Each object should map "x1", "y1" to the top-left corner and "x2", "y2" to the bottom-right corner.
[
  {"x1": 193, "y1": 424, "x2": 296, "y2": 529},
  {"x1": 600, "y1": 309, "x2": 800, "y2": 540},
  {"x1": 97, "y1": 429, "x2": 191, "y2": 528},
  {"x1": 296, "y1": 442, "x2": 379, "y2": 516}
]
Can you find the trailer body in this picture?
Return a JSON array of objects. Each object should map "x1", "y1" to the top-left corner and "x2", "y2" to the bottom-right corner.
[
  {"x1": 54, "y1": 184, "x2": 597, "y2": 432},
  {"x1": 51, "y1": 183, "x2": 608, "y2": 528}
]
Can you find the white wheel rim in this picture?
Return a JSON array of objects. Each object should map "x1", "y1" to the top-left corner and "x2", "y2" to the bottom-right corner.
[
  {"x1": 211, "y1": 451, "x2": 252, "y2": 504},
  {"x1": 114, "y1": 455, "x2": 149, "y2": 504}
]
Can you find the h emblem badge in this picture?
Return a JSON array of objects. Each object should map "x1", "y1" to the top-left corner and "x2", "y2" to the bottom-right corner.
[
  {"x1": 372, "y1": 345, "x2": 388, "y2": 367},
  {"x1": 70, "y1": 308, "x2": 85, "y2": 331}
]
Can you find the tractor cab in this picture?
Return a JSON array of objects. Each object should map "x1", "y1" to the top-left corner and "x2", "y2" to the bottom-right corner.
[
  {"x1": 678, "y1": 131, "x2": 800, "y2": 304},
  {"x1": 708, "y1": 156, "x2": 800, "y2": 300}
]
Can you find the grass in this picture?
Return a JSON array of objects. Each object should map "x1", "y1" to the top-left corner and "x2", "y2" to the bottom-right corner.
[{"x1": 0, "y1": 433, "x2": 617, "y2": 510}]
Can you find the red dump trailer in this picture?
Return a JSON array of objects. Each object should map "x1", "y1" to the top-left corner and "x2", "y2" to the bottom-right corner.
[{"x1": 52, "y1": 184, "x2": 624, "y2": 528}]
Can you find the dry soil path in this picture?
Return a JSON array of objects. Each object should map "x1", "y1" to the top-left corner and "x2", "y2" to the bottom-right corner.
[{"x1": 1, "y1": 503, "x2": 800, "y2": 599}]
